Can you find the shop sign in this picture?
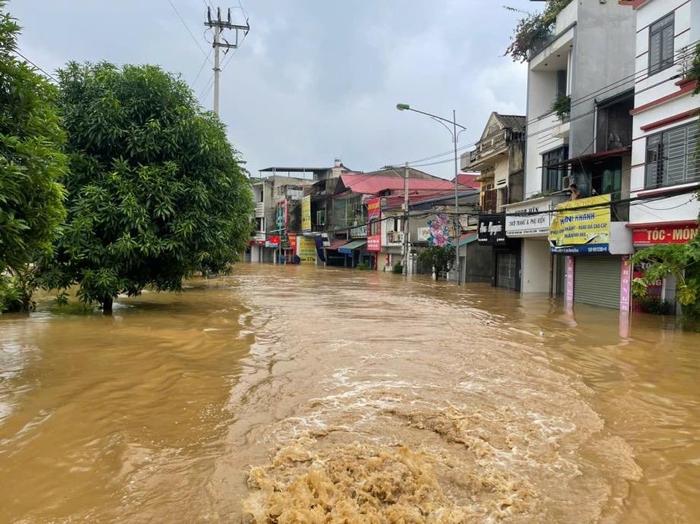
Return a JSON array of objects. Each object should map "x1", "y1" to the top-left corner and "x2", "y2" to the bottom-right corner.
[
  {"x1": 367, "y1": 234, "x2": 381, "y2": 252},
  {"x1": 565, "y1": 256, "x2": 574, "y2": 309},
  {"x1": 265, "y1": 235, "x2": 280, "y2": 248},
  {"x1": 298, "y1": 236, "x2": 316, "y2": 263},
  {"x1": 301, "y1": 195, "x2": 311, "y2": 232},
  {"x1": 367, "y1": 198, "x2": 381, "y2": 221},
  {"x1": 505, "y1": 202, "x2": 551, "y2": 237},
  {"x1": 549, "y1": 194, "x2": 611, "y2": 251},
  {"x1": 620, "y1": 257, "x2": 632, "y2": 312},
  {"x1": 289, "y1": 233, "x2": 297, "y2": 252},
  {"x1": 478, "y1": 214, "x2": 506, "y2": 245},
  {"x1": 427, "y1": 214, "x2": 451, "y2": 247},
  {"x1": 416, "y1": 227, "x2": 430, "y2": 242},
  {"x1": 632, "y1": 222, "x2": 698, "y2": 246},
  {"x1": 350, "y1": 224, "x2": 367, "y2": 238}
]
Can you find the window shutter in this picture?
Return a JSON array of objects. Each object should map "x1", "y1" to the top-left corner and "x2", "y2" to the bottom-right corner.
[
  {"x1": 661, "y1": 25, "x2": 674, "y2": 68},
  {"x1": 645, "y1": 134, "x2": 661, "y2": 188},
  {"x1": 649, "y1": 31, "x2": 662, "y2": 73},
  {"x1": 665, "y1": 127, "x2": 686, "y2": 186}
]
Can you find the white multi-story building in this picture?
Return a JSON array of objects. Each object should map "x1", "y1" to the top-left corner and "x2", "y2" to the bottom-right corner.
[
  {"x1": 625, "y1": 0, "x2": 699, "y2": 308},
  {"x1": 511, "y1": 0, "x2": 638, "y2": 310}
]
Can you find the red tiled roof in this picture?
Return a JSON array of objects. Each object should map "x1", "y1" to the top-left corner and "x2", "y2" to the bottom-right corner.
[
  {"x1": 453, "y1": 173, "x2": 480, "y2": 190},
  {"x1": 339, "y1": 174, "x2": 455, "y2": 195}
]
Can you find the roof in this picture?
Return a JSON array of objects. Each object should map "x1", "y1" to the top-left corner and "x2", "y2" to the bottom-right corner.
[
  {"x1": 338, "y1": 174, "x2": 455, "y2": 195},
  {"x1": 549, "y1": 147, "x2": 631, "y2": 168},
  {"x1": 453, "y1": 173, "x2": 480, "y2": 190},
  {"x1": 259, "y1": 166, "x2": 331, "y2": 173},
  {"x1": 458, "y1": 232, "x2": 479, "y2": 247},
  {"x1": 494, "y1": 114, "x2": 526, "y2": 132},
  {"x1": 338, "y1": 240, "x2": 366, "y2": 253}
]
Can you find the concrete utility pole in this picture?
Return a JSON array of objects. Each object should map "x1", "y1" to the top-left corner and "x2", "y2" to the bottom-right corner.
[
  {"x1": 205, "y1": 7, "x2": 250, "y2": 116},
  {"x1": 403, "y1": 162, "x2": 410, "y2": 276},
  {"x1": 452, "y1": 109, "x2": 461, "y2": 285}
]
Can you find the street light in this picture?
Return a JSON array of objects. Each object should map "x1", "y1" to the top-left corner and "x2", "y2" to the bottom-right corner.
[{"x1": 396, "y1": 102, "x2": 466, "y2": 284}]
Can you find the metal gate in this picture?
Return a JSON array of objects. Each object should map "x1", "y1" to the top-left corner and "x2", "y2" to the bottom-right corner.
[
  {"x1": 496, "y1": 253, "x2": 518, "y2": 291},
  {"x1": 573, "y1": 256, "x2": 621, "y2": 309}
]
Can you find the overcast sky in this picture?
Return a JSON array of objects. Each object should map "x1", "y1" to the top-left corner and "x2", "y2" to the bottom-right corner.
[{"x1": 11, "y1": 0, "x2": 537, "y2": 179}]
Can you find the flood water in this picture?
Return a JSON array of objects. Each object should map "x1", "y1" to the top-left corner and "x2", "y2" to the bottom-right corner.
[{"x1": 1, "y1": 264, "x2": 699, "y2": 522}]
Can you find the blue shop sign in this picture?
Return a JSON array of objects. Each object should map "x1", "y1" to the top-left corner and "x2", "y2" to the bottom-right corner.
[{"x1": 550, "y1": 243, "x2": 609, "y2": 255}]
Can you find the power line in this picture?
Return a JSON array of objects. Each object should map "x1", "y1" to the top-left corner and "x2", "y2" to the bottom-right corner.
[
  {"x1": 167, "y1": 0, "x2": 210, "y2": 59},
  {"x1": 12, "y1": 49, "x2": 58, "y2": 83}
]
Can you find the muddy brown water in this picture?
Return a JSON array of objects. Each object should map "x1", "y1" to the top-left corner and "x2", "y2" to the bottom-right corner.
[{"x1": 0, "y1": 264, "x2": 699, "y2": 522}]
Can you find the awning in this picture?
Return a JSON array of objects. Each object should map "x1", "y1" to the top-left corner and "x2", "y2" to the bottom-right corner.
[
  {"x1": 338, "y1": 240, "x2": 367, "y2": 254},
  {"x1": 458, "y1": 232, "x2": 479, "y2": 247},
  {"x1": 327, "y1": 239, "x2": 347, "y2": 251},
  {"x1": 549, "y1": 147, "x2": 631, "y2": 168}
]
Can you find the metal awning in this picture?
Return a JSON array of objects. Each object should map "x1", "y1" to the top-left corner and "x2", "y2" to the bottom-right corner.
[
  {"x1": 338, "y1": 240, "x2": 367, "y2": 254},
  {"x1": 327, "y1": 239, "x2": 347, "y2": 250}
]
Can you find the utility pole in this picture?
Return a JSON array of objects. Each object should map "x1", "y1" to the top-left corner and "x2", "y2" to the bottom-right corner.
[
  {"x1": 403, "y1": 162, "x2": 410, "y2": 277},
  {"x1": 205, "y1": 7, "x2": 250, "y2": 116},
  {"x1": 452, "y1": 109, "x2": 461, "y2": 285}
]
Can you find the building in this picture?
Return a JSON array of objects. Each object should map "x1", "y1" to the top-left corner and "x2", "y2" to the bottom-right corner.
[
  {"x1": 249, "y1": 170, "x2": 316, "y2": 263},
  {"x1": 623, "y1": 0, "x2": 699, "y2": 313},
  {"x1": 513, "y1": 0, "x2": 637, "y2": 309},
  {"x1": 306, "y1": 165, "x2": 458, "y2": 269},
  {"x1": 463, "y1": 112, "x2": 526, "y2": 291}
]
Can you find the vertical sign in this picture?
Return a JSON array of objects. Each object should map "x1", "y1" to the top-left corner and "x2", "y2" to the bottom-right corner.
[
  {"x1": 367, "y1": 197, "x2": 381, "y2": 252},
  {"x1": 565, "y1": 256, "x2": 575, "y2": 310},
  {"x1": 301, "y1": 195, "x2": 311, "y2": 232},
  {"x1": 619, "y1": 256, "x2": 632, "y2": 312}
]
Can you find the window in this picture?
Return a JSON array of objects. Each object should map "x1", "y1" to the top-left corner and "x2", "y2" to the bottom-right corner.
[
  {"x1": 542, "y1": 146, "x2": 568, "y2": 192},
  {"x1": 316, "y1": 209, "x2": 326, "y2": 226},
  {"x1": 648, "y1": 13, "x2": 674, "y2": 75},
  {"x1": 645, "y1": 121, "x2": 699, "y2": 189}
]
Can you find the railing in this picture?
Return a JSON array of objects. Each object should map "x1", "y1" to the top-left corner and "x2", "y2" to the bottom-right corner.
[{"x1": 254, "y1": 202, "x2": 265, "y2": 218}]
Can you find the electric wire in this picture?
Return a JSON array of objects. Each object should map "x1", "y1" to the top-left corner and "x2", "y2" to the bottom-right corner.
[
  {"x1": 167, "y1": 0, "x2": 210, "y2": 59},
  {"x1": 11, "y1": 49, "x2": 58, "y2": 83}
]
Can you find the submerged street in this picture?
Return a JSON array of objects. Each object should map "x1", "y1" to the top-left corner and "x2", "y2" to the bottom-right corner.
[{"x1": 1, "y1": 264, "x2": 700, "y2": 522}]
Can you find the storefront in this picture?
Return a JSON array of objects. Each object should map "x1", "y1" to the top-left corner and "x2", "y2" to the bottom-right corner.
[
  {"x1": 478, "y1": 213, "x2": 521, "y2": 291},
  {"x1": 628, "y1": 220, "x2": 699, "y2": 312},
  {"x1": 549, "y1": 195, "x2": 633, "y2": 310}
]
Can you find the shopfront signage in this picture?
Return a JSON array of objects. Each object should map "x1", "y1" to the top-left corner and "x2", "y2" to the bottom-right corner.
[
  {"x1": 549, "y1": 194, "x2": 611, "y2": 252},
  {"x1": 632, "y1": 222, "x2": 698, "y2": 246},
  {"x1": 367, "y1": 198, "x2": 381, "y2": 221},
  {"x1": 505, "y1": 202, "x2": 551, "y2": 237},
  {"x1": 367, "y1": 235, "x2": 381, "y2": 252},
  {"x1": 350, "y1": 225, "x2": 367, "y2": 238},
  {"x1": 565, "y1": 256, "x2": 574, "y2": 309},
  {"x1": 478, "y1": 214, "x2": 506, "y2": 245},
  {"x1": 289, "y1": 233, "x2": 297, "y2": 253},
  {"x1": 620, "y1": 257, "x2": 632, "y2": 312},
  {"x1": 301, "y1": 195, "x2": 311, "y2": 232},
  {"x1": 298, "y1": 236, "x2": 316, "y2": 263},
  {"x1": 265, "y1": 235, "x2": 280, "y2": 248}
]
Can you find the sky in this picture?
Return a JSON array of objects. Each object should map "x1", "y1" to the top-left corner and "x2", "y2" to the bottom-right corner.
[{"x1": 10, "y1": 0, "x2": 537, "y2": 180}]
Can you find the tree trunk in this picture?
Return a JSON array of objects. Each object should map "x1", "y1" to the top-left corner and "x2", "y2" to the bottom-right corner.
[{"x1": 102, "y1": 296, "x2": 113, "y2": 315}]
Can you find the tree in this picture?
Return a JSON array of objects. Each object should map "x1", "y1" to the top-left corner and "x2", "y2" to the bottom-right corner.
[
  {"x1": 418, "y1": 245, "x2": 455, "y2": 280},
  {"x1": 0, "y1": 3, "x2": 67, "y2": 312},
  {"x1": 42, "y1": 62, "x2": 253, "y2": 313},
  {"x1": 505, "y1": 0, "x2": 573, "y2": 62},
  {"x1": 632, "y1": 236, "x2": 700, "y2": 323}
]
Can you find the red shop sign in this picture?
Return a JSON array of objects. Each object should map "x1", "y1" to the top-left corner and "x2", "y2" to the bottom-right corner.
[
  {"x1": 288, "y1": 234, "x2": 297, "y2": 252},
  {"x1": 632, "y1": 223, "x2": 698, "y2": 245},
  {"x1": 367, "y1": 234, "x2": 381, "y2": 252}
]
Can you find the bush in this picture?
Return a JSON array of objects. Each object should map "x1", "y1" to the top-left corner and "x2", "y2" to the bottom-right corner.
[
  {"x1": 505, "y1": 0, "x2": 573, "y2": 62},
  {"x1": 552, "y1": 94, "x2": 571, "y2": 120},
  {"x1": 392, "y1": 263, "x2": 403, "y2": 274},
  {"x1": 0, "y1": 272, "x2": 34, "y2": 313},
  {"x1": 636, "y1": 296, "x2": 674, "y2": 315}
]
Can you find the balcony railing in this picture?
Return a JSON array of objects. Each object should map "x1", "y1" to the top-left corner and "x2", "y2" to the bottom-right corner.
[
  {"x1": 481, "y1": 189, "x2": 498, "y2": 214},
  {"x1": 254, "y1": 202, "x2": 265, "y2": 218}
]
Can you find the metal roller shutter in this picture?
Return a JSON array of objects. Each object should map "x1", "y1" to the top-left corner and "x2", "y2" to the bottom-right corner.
[
  {"x1": 574, "y1": 256, "x2": 621, "y2": 309},
  {"x1": 496, "y1": 253, "x2": 518, "y2": 291}
]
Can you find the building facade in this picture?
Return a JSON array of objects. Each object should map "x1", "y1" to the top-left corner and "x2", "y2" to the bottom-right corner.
[
  {"x1": 515, "y1": 0, "x2": 638, "y2": 310},
  {"x1": 624, "y1": 0, "x2": 699, "y2": 312},
  {"x1": 463, "y1": 112, "x2": 526, "y2": 291}
]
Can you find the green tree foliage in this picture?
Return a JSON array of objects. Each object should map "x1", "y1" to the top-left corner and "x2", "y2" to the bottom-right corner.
[
  {"x1": 632, "y1": 236, "x2": 700, "y2": 322},
  {"x1": 42, "y1": 62, "x2": 252, "y2": 313},
  {"x1": 505, "y1": 0, "x2": 573, "y2": 62},
  {"x1": 0, "y1": 3, "x2": 67, "y2": 311},
  {"x1": 418, "y1": 245, "x2": 455, "y2": 279}
]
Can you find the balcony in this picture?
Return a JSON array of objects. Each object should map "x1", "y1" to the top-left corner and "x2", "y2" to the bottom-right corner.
[
  {"x1": 254, "y1": 202, "x2": 265, "y2": 218},
  {"x1": 386, "y1": 230, "x2": 404, "y2": 245},
  {"x1": 464, "y1": 131, "x2": 510, "y2": 170},
  {"x1": 481, "y1": 189, "x2": 498, "y2": 214}
]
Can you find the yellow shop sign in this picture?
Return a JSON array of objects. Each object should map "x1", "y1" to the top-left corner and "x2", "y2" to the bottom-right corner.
[{"x1": 548, "y1": 194, "x2": 611, "y2": 248}]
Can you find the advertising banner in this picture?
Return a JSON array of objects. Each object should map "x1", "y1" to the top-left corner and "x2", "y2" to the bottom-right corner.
[
  {"x1": 298, "y1": 236, "x2": 316, "y2": 263},
  {"x1": 477, "y1": 214, "x2": 506, "y2": 245},
  {"x1": 367, "y1": 235, "x2": 381, "y2": 252},
  {"x1": 632, "y1": 222, "x2": 698, "y2": 245},
  {"x1": 506, "y1": 201, "x2": 551, "y2": 237},
  {"x1": 289, "y1": 233, "x2": 297, "y2": 253},
  {"x1": 301, "y1": 195, "x2": 311, "y2": 232},
  {"x1": 427, "y1": 214, "x2": 451, "y2": 247},
  {"x1": 549, "y1": 194, "x2": 611, "y2": 250},
  {"x1": 367, "y1": 198, "x2": 381, "y2": 221}
]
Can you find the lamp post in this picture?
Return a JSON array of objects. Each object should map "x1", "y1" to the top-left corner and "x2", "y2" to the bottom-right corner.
[{"x1": 396, "y1": 103, "x2": 466, "y2": 284}]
